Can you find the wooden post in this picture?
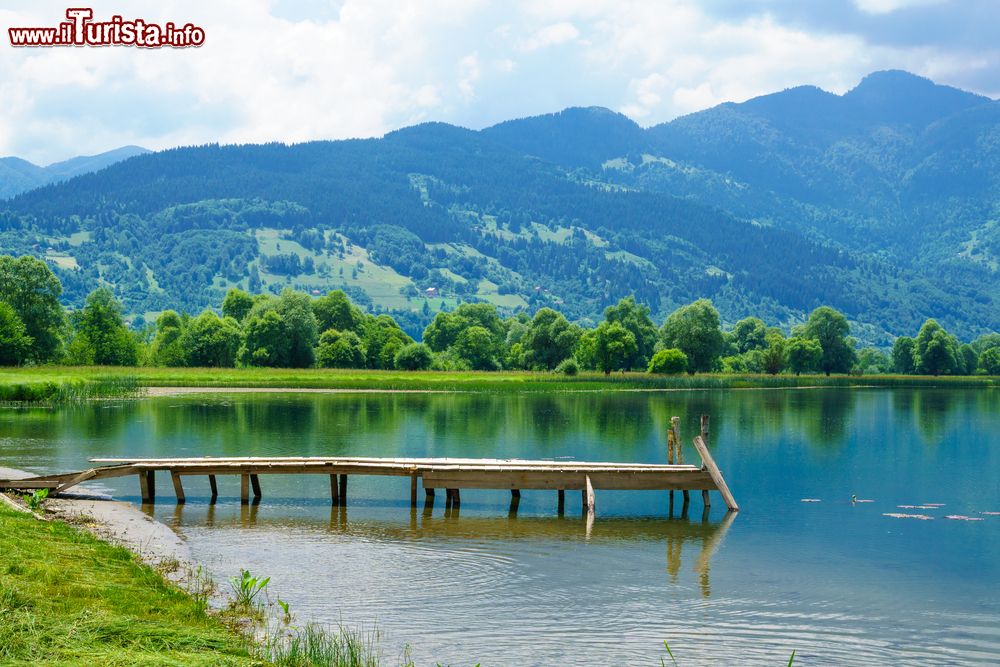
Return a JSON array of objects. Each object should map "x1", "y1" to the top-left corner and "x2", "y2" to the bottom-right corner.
[
  {"x1": 250, "y1": 474, "x2": 262, "y2": 500},
  {"x1": 700, "y1": 415, "x2": 711, "y2": 509},
  {"x1": 240, "y1": 474, "x2": 250, "y2": 505},
  {"x1": 671, "y1": 416, "x2": 684, "y2": 465},
  {"x1": 410, "y1": 475, "x2": 418, "y2": 507},
  {"x1": 208, "y1": 475, "x2": 218, "y2": 501},
  {"x1": 339, "y1": 474, "x2": 347, "y2": 506},
  {"x1": 329, "y1": 474, "x2": 339, "y2": 505},
  {"x1": 582, "y1": 475, "x2": 595, "y2": 516},
  {"x1": 509, "y1": 488, "x2": 520, "y2": 514},
  {"x1": 452, "y1": 488, "x2": 460, "y2": 507},
  {"x1": 557, "y1": 489, "x2": 565, "y2": 515},
  {"x1": 138, "y1": 470, "x2": 155, "y2": 504},
  {"x1": 445, "y1": 488, "x2": 453, "y2": 509},
  {"x1": 170, "y1": 471, "x2": 185, "y2": 504},
  {"x1": 693, "y1": 435, "x2": 739, "y2": 511},
  {"x1": 667, "y1": 424, "x2": 676, "y2": 464}
]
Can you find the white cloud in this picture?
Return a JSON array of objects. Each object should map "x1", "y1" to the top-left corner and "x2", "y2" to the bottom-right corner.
[
  {"x1": 853, "y1": 0, "x2": 946, "y2": 15},
  {"x1": 0, "y1": 0, "x2": 991, "y2": 164}
]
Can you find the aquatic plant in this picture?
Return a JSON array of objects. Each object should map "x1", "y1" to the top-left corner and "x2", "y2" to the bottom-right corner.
[{"x1": 229, "y1": 569, "x2": 270, "y2": 608}]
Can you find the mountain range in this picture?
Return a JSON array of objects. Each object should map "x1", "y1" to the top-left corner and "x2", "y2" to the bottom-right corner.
[
  {"x1": 1, "y1": 70, "x2": 997, "y2": 344},
  {"x1": 0, "y1": 146, "x2": 150, "y2": 199}
]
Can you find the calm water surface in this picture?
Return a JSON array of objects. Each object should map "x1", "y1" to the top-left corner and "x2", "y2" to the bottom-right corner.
[{"x1": 2, "y1": 388, "x2": 999, "y2": 665}]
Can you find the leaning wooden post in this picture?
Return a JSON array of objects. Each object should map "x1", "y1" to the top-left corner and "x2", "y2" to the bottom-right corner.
[
  {"x1": 250, "y1": 474, "x2": 262, "y2": 500},
  {"x1": 208, "y1": 475, "x2": 218, "y2": 501},
  {"x1": 582, "y1": 475, "x2": 595, "y2": 516},
  {"x1": 700, "y1": 415, "x2": 711, "y2": 508},
  {"x1": 692, "y1": 434, "x2": 739, "y2": 512},
  {"x1": 170, "y1": 471, "x2": 185, "y2": 504}
]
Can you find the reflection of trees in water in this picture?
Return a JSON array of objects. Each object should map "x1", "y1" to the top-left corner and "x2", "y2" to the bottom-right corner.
[
  {"x1": 781, "y1": 389, "x2": 853, "y2": 449},
  {"x1": 912, "y1": 390, "x2": 957, "y2": 444}
]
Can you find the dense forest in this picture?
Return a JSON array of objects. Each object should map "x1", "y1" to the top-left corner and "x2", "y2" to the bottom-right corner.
[
  {"x1": 2, "y1": 255, "x2": 997, "y2": 376},
  {"x1": 1, "y1": 70, "x2": 997, "y2": 346}
]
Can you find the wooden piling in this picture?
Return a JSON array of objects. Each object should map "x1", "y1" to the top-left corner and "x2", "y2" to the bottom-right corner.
[
  {"x1": 582, "y1": 475, "x2": 595, "y2": 515},
  {"x1": 170, "y1": 471, "x2": 185, "y2": 504},
  {"x1": 557, "y1": 489, "x2": 565, "y2": 514},
  {"x1": 452, "y1": 488, "x2": 460, "y2": 507},
  {"x1": 410, "y1": 474, "x2": 418, "y2": 507},
  {"x1": 339, "y1": 474, "x2": 347, "y2": 506},
  {"x1": 671, "y1": 416, "x2": 684, "y2": 465},
  {"x1": 329, "y1": 474, "x2": 339, "y2": 505},
  {"x1": 509, "y1": 489, "x2": 520, "y2": 514},
  {"x1": 138, "y1": 470, "x2": 155, "y2": 503},
  {"x1": 240, "y1": 474, "x2": 250, "y2": 505},
  {"x1": 700, "y1": 415, "x2": 712, "y2": 510},
  {"x1": 250, "y1": 474, "x2": 262, "y2": 499},
  {"x1": 208, "y1": 474, "x2": 218, "y2": 500}
]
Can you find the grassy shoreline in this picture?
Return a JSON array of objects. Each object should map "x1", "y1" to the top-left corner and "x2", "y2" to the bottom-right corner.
[
  {"x1": 0, "y1": 366, "x2": 996, "y2": 402},
  {"x1": 0, "y1": 501, "x2": 256, "y2": 666}
]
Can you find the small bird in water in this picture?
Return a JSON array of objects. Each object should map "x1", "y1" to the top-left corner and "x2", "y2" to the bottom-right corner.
[{"x1": 851, "y1": 494, "x2": 857, "y2": 504}]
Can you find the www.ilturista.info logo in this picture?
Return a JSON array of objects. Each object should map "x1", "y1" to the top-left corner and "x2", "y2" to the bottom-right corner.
[{"x1": 8, "y1": 8, "x2": 205, "y2": 48}]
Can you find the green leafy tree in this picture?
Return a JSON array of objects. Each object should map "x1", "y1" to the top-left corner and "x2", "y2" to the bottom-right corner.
[
  {"x1": 394, "y1": 342, "x2": 433, "y2": 370},
  {"x1": 759, "y1": 331, "x2": 787, "y2": 375},
  {"x1": 150, "y1": 310, "x2": 187, "y2": 367},
  {"x1": 603, "y1": 297, "x2": 657, "y2": 369},
  {"x1": 361, "y1": 315, "x2": 412, "y2": 369},
  {"x1": 316, "y1": 329, "x2": 366, "y2": 368},
  {"x1": 731, "y1": 317, "x2": 768, "y2": 354},
  {"x1": 423, "y1": 303, "x2": 505, "y2": 353},
  {"x1": 277, "y1": 290, "x2": 319, "y2": 368},
  {"x1": 222, "y1": 288, "x2": 255, "y2": 322},
  {"x1": 798, "y1": 306, "x2": 855, "y2": 376},
  {"x1": 183, "y1": 311, "x2": 241, "y2": 367},
  {"x1": 892, "y1": 336, "x2": 916, "y2": 374},
  {"x1": 70, "y1": 288, "x2": 138, "y2": 366},
  {"x1": 0, "y1": 302, "x2": 32, "y2": 366},
  {"x1": 313, "y1": 290, "x2": 364, "y2": 335},
  {"x1": 855, "y1": 347, "x2": 891, "y2": 375},
  {"x1": 522, "y1": 308, "x2": 581, "y2": 370},
  {"x1": 647, "y1": 348, "x2": 688, "y2": 375},
  {"x1": 239, "y1": 310, "x2": 288, "y2": 367},
  {"x1": 659, "y1": 299, "x2": 724, "y2": 374},
  {"x1": 979, "y1": 347, "x2": 1000, "y2": 375},
  {"x1": 579, "y1": 321, "x2": 637, "y2": 375},
  {"x1": 913, "y1": 319, "x2": 958, "y2": 376},
  {"x1": 0, "y1": 255, "x2": 65, "y2": 362},
  {"x1": 454, "y1": 325, "x2": 500, "y2": 370},
  {"x1": 786, "y1": 337, "x2": 822, "y2": 375}
]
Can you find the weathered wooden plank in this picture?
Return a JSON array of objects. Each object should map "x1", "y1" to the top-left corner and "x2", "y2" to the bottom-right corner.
[
  {"x1": 692, "y1": 435, "x2": 738, "y2": 512},
  {"x1": 170, "y1": 471, "x2": 185, "y2": 504},
  {"x1": 421, "y1": 469, "x2": 715, "y2": 491}
]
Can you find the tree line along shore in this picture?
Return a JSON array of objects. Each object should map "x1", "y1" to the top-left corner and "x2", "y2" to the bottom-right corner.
[{"x1": 2, "y1": 254, "x2": 999, "y2": 379}]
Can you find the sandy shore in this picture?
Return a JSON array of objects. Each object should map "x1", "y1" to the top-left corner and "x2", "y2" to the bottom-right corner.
[{"x1": 1, "y1": 466, "x2": 191, "y2": 578}]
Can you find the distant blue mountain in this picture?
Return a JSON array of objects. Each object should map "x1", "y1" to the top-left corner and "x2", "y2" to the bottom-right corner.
[{"x1": 0, "y1": 145, "x2": 150, "y2": 199}]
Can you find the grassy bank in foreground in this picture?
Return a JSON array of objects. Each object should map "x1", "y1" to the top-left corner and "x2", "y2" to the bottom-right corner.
[
  {"x1": 0, "y1": 366, "x2": 996, "y2": 402},
  {"x1": 0, "y1": 503, "x2": 254, "y2": 666}
]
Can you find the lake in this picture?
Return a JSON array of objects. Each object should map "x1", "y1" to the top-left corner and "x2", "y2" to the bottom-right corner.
[{"x1": 2, "y1": 388, "x2": 999, "y2": 665}]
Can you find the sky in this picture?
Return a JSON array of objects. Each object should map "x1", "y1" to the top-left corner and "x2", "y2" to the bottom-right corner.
[{"x1": 1, "y1": 0, "x2": 997, "y2": 165}]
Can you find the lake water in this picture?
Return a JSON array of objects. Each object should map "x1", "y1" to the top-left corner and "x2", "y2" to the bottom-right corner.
[{"x1": 2, "y1": 388, "x2": 999, "y2": 665}]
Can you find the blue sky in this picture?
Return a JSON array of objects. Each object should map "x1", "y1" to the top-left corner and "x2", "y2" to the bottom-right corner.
[{"x1": 1, "y1": 0, "x2": 996, "y2": 164}]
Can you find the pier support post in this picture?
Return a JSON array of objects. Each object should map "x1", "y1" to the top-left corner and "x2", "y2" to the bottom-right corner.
[
  {"x1": 329, "y1": 474, "x2": 339, "y2": 505},
  {"x1": 208, "y1": 475, "x2": 218, "y2": 502},
  {"x1": 693, "y1": 434, "x2": 739, "y2": 512},
  {"x1": 700, "y1": 415, "x2": 713, "y2": 510},
  {"x1": 410, "y1": 475, "x2": 418, "y2": 508},
  {"x1": 170, "y1": 471, "x2": 185, "y2": 504},
  {"x1": 138, "y1": 470, "x2": 155, "y2": 504},
  {"x1": 557, "y1": 489, "x2": 565, "y2": 515},
  {"x1": 582, "y1": 475, "x2": 595, "y2": 516},
  {"x1": 339, "y1": 474, "x2": 347, "y2": 506},
  {"x1": 250, "y1": 474, "x2": 262, "y2": 500},
  {"x1": 240, "y1": 474, "x2": 250, "y2": 505},
  {"x1": 509, "y1": 489, "x2": 521, "y2": 514}
]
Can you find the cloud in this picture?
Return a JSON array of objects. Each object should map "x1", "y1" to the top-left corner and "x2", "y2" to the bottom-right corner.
[{"x1": 0, "y1": 0, "x2": 995, "y2": 164}]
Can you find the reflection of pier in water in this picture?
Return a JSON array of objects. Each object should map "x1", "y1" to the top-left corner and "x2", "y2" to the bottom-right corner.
[{"x1": 160, "y1": 501, "x2": 736, "y2": 598}]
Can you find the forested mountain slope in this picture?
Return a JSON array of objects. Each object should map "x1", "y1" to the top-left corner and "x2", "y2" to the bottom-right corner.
[
  {"x1": 0, "y1": 146, "x2": 149, "y2": 199},
  {"x1": 1, "y1": 71, "x2": 996, "y2": 344}
]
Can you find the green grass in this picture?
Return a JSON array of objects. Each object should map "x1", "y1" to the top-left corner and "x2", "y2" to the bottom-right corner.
[
  {"x1": 0, "y1": 366, "x2": 994, "y2": 400},
  {"x1": 0, "y1": 503, "x2": 255, "y2": 666}
]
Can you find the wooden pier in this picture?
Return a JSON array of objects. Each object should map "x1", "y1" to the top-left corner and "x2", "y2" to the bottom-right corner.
[{"x1": 0, "y1": 416, "x2": 738, "y2": 514}]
